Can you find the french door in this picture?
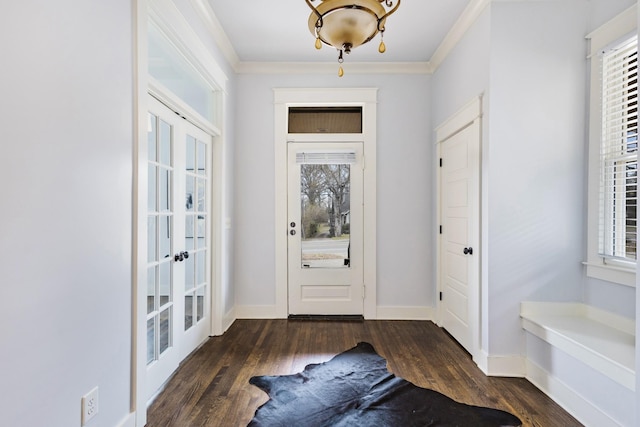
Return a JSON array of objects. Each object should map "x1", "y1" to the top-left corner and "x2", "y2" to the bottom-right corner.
[
  {"x1": 287, "y1": 142, "x2": 364, "y2": 315},
  {"x1": 146, "y1": 96, "x2": 211, "y2": 399}
]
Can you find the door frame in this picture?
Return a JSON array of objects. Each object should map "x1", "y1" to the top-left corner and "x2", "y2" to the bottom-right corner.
[
  {"x1": 436, "y1": 95, "x2": 482, "y2": 363},
  {"x1": 274, "y1": 88, "x2": 378, "y2": 319},
  {"x1": 133, "y1": 0, "x2": 228, "y2": 424}
]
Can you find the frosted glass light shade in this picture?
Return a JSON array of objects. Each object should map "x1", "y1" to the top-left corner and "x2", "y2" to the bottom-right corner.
[{"x1": 308, "y1": 0, "x2": 387, "y2": 50}]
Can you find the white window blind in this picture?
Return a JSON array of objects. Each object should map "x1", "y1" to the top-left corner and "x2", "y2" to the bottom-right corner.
[
  {"x1": 296, "y1": 151, "x2": 356, "y2": 164},
  {"x1": 599, "y1": 36, "x2": 638, "y2": 261}
]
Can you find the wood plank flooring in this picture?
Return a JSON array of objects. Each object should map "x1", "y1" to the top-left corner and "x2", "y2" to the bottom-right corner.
[{"x1": 146, "y1": 319, "x2": 582, "y2": 427}]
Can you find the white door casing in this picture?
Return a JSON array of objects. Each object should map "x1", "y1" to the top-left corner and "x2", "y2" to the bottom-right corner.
[
  {"x1": 287, "y1": 142, "x2": 364, "y2": 315},
  {"x1": 274, "y1": 88, "x2": 378, "y2": 319},
  {"x1": 437, "y1": 97, "x2": 481, "y2": 359}
]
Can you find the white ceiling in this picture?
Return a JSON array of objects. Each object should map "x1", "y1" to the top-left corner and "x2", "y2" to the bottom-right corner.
[{"x1": 206, "y1": 0, "x2": 473, "y2": 64}]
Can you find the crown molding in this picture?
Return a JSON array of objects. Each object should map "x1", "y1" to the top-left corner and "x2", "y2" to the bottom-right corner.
[
  {"x1": 429, "y1": 0, "x2": 491, "y2": 72},
  {"x1": 191, "y1": 0, "x2": 490, "y2": 76},
  {"x1": 237, "y1": 61, "x2": 433, "y2": 75},
  {"x1": 189, "y1": 0, "x2": 241, "y2": 70}
]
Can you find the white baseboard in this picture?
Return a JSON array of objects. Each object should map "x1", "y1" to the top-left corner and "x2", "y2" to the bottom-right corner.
[
  {"x1": 222, "y1": 306, "x2": 236, "y2": 333},
  {"x1": 375, "y1": 306, "x2": 435, "y2": 320},
  {"x1": 526, "y1": 359, "x2": 621, "y2": 427},
  {"x1": 235, "y1": 305, "x2": 436, "y2": 320},
  {"x1": 476, "y1": 350, "x2": 525, "y2": 377},
  {"x1": 116, "y1": 412, "x2": 136, "y2": 427},
  {"x1": 235, "y1": 305, "x2": 282, "y2": 319}
]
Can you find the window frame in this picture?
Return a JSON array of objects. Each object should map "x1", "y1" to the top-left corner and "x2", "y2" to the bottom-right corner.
[{"x1": 585, "y1": 5, "x2": 638, "y2": 287}]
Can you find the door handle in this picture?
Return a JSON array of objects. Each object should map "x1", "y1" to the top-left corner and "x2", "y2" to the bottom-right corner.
[
  {"x1": 463, "y1": 247, "x2": 473, "y2": 255},
  {"x1": 174, "y1": 251, "x2": 189, "y2": 262}
]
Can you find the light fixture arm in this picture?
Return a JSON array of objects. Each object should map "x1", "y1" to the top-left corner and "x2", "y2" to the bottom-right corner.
[
  {"x1": 377, "y1": 0, "x2": 400, "y2": 32},
  {"x1": 305, "y1": 0, "x2": 323, "y2": 29}
]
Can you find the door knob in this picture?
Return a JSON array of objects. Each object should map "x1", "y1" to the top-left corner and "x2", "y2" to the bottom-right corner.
[
  {"x1": 290, "y1": 222, "x2": 296, "y2": 228},
  {"x1": 174, "y1": 251, "x2": 189, "y2": 262},
  {"x1": 290, "y1": 230, "x2": 296, "y2": 236},
  {"x1": 463, "y1": 247, "x2": 473, "y2": 255}
]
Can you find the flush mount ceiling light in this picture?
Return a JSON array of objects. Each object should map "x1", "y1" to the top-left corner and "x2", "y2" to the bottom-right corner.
[{"x1": 305, "y1": 0, "x2": 401, "y2": 77}]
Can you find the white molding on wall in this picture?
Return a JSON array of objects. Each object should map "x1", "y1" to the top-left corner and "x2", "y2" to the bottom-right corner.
[
  {"x1": 476, "y1": 350, "x2": 526, "y2": 377},
  {"x1": 116, "y1": 413, "x2": 136, "y2": 427},
  {"x1": 149, "y1": 0, "x2": 228, "y2": 90},
  {"x1": 190, "y1": 0, "x2": 490, "y2": 75},
  {"x1": 235, "y1": 305, "x2": 282, "y2": 319},
  {"x1": 375, "y1": 306, "x2": 436, "y2": 321},
  {"x1": 189, "y1": 0, "x2": 241, "y2": 70},
  {"x1": 526, "y1": 360, "x2": 621, "y2": 427},
  {"x1": 236, "y1": 61, "x2": 433, "y2": 75},
  {"x1": 429, "y1": 0, "x2": 491, "y2": 71}
]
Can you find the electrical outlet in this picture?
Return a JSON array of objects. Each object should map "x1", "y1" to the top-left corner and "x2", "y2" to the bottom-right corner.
[{"x1": 81, "y1": 386, "x2": 99, "y2": 425}]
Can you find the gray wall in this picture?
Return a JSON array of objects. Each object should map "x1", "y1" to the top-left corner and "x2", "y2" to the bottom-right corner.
[
  {"x1": 432, "y1": 0, "x2": 637, "y2": 358},
  {"x1": 0, "y1": 1, "x2": 134, "y2": 426},
  {"x1": 233, "y1": 73, "x2": 434, "y2": 310}
]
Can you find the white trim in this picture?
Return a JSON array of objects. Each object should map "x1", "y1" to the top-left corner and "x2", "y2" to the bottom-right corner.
[
  {"x1": 237, "y1": 62, "x2": 433, "y2": 75},
  {"x1": 149, "y1": 0, "x2": 228, "y2": 91},
  {"x1": 148, "y1": 78, "x2": 221, "y2": 137},
  {"x1": 235, "y1": 305, "x2": 282, "y2": 319},
  {"x1": 475, "y1": 350, "x2": 526, "y2": 377},
  {"x1": 520, "y1": 302, "x2": 635, "y2": 390},
  {"x1": 222, "y1": 306, "x2": 236, "y2": 333},
  {"x1": 133, "y1": 1, "x2": 149, "y2": 425},
  {"x1": 526, "y1": 359, "x2": 623, "y2": 427},
  {"x1": 189, "y1": 0, "x2": 491, "y2": 75},
  {"x1": 429, "y1": 0, "x2": 490, "y2": 72},
  {"x1": 587, "y1": 4, "x2": 638, "y2": 56},
  {"x1": 189, "y1": 0, "x2": 241, "y2": 71},
  {"x1": 585, "y1": 262, "x2": 635, "y2": 287},
  {"x1": 116, "y1": 413, "x2": 136, "y2": 427},
  {"x1": 274, "y1": 88, "x2": 378, "y2": 319},
  {"x1": 435, "y1": 95, "x2": 483, "y2": 143},
  {"x1": 375, "y1": 306, "x2": 436, "y2": 321}
]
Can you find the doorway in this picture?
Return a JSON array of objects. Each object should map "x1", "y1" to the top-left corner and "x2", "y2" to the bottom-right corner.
[
  {"x1": 437, "y1": 97, "x2": 481, "y2": 358},
  {"x1": 146, "y1": 96, "x2": 212, "y2": 399},
  {"x1": 287, "y1": 143, "x2": 364, "y2": 315},
  {"x1": 274, "y1": 88, "x2": 378, "y2": 319}
]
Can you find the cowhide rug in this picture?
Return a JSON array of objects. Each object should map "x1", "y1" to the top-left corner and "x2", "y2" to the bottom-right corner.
[{"x1": 248, "y1": 342, "x2": 522, "y2": 426}]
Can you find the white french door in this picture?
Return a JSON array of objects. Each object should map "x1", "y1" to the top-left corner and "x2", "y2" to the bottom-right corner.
[
  {"x1": 146, "y1": 96, "x2": 211, "y2": 399},
  {"x1": 287, "y1": 142, "x2": 364, "y2": 315}
]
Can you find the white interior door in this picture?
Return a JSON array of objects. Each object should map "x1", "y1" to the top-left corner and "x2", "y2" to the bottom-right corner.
[
  {"x1": 146, "y1": 96, "x2": 212, "y2": 399},
  {"x1": 439, "y1": 120, "x2": 480, "y2": 354},
  {"x1": 287, "y1": 142, "x2": 364, "y2": 315}
]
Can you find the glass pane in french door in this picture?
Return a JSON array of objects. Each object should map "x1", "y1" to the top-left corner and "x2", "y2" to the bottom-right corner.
[
  {"x1": 147, "y1": 112, "x2": 174, "y2": 365},
  {"x1": 300, "y1": 164, "x2": 351, "y2": 268},
  {"x1": 184, "y1": 135, "x2": 208, "y2": 331}
]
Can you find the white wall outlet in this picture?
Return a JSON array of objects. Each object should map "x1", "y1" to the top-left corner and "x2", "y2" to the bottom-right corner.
[{"x1": 81, "y1": 386, "x2": 99, "y2": 425}]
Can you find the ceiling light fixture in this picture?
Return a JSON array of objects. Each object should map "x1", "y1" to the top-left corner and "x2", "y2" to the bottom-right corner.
[{"x1": 305, "y1": 0, "x2": 400, "y2": 77}]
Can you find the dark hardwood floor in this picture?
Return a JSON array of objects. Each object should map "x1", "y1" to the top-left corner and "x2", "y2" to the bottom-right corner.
[{"x1": 146, "y1": 319, "x2": 582, "y2": 427}]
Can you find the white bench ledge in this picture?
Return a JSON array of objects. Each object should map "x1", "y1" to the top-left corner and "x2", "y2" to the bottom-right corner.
[{"x1": 521, "y1": 302, "x2": 635, "y2": 391}]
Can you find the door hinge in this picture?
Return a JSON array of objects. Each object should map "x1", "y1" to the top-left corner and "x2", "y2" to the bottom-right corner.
[
  {"x1": 439, "y1": 225, "x2": 442, "y2": 234},
  {"x1": 439, "y1": 158, "x2": 443, "y2": 167},
  {"x1": 439, "y1": 292, "x2": 443, "y2": 301},
  {"x1": 363, "y1": 284, "x2": 366, "y2": 300}
]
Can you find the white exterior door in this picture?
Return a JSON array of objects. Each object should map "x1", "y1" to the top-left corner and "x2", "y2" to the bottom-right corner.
[
  {"x1": 439, "y1": 120, "x2": 480, "y2": 355},
  {"x1": 287, "y1": 142, "x2": 364, "y2": 315},
  {"x1": 146, "y1": 96, "x2": 212, "y2": 399}
]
